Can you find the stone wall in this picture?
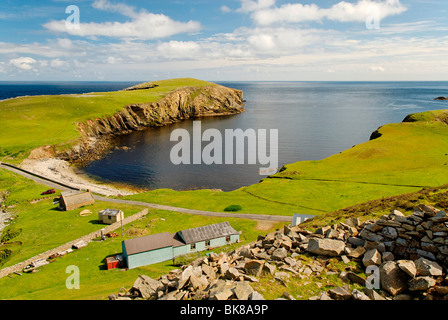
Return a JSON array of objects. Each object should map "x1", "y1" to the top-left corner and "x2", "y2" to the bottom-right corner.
[{"x1": 110, "y1": 204, "x2": 448, "y2": 301}]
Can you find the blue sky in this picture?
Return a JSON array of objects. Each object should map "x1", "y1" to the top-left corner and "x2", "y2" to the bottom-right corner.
[{"x1": 0, "y1": 0, "x2": 447, "y2": 81}]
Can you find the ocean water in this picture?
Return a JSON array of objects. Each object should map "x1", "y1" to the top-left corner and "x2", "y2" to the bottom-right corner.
[
  {"x1": 1, "y1": 81, "x2": 447, "y2": 191},
  {"x1": 0, "y1": 81, "x2": 140, "y2": 100}
]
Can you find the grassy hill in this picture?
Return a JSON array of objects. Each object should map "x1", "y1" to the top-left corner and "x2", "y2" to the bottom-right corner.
[
  {"x1": 0, "y1": 78, "x2": 215, "y2": 162},
  {"x1": 123, "y1": 109, "x2": 448, "y2": 217}
]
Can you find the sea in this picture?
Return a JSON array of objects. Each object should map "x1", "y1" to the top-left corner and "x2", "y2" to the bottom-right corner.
[{"x1": 1, "y1": 81, "x2": 447, "y2": 191}]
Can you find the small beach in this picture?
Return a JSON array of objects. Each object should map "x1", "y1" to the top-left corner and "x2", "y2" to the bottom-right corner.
[{"x1": 20, "y1": 158, "x2": 136, "y2": 197}]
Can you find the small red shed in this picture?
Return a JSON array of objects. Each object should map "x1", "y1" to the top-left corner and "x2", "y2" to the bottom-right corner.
[{"x1": 106, "y1": 256, "x2": 120, "y2": 270}]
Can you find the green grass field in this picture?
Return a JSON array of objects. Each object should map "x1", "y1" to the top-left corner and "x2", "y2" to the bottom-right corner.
[
  {"x1": 0, "y1": 167, "x2": 284, "y2": 300},
  {"x1": 0, "y1": 78, "x2": 215, "y2": 162}
]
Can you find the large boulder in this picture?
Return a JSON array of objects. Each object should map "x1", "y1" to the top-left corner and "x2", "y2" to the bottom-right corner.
[
  {"x1": 244, "y1": 260, "x2": 265, "y2": 277},
  {"x1": 408, "y1": 277, "x2": 437, "y2": 291},
  {"x1": 132, "y1": 275, "x2": 164, "y2": 299},
  {"x1": 307, "y1": 238, "x2": 346, "y2": 257},
  {"x1": 328, "y1": 285, "x2": 352, "y2": 300},
  {"x1": 271, "y1": 247, "x2": 288, "y2": 260},
  {"x1": 414, "y1": 258, "x2": 443, "y2": 277},
  {"x1": 397, "y1": 260, "x2": 417, "y2": 278},
  {"x1": 362, "y1": 249, "x2": 382, "y2": 267},
  {"x1": 233, "y1": 281, "x2": 254, "y2": 300},
  {"x1": 379, "y1": 261, "x2": 408, "y2": 296}
]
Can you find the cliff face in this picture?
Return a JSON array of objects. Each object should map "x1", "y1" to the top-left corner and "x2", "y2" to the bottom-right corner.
[{"x1": 58, "y1": 85, "x2": 245, "y2": 163}]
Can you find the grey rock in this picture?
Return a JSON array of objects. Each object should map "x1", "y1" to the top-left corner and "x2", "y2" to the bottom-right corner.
[
  {"x1": 132, "y1": 275, "x2": 164, "y2": 300},
  {"x1": 348, "y1": 236, "x2": 365, "y2": 247},
  {"x1": 397, "y1": 260, "x2": 417, "y2": 278},
  {"x1": 346, "y1": 271, "x2": 367, "y2": 286},
  {"x1": 328, "y1": 285, "x2": 352, "y2": 300},
  {"x1": 347, "y1": 246, "x2": 366, "y2": 259},
  {"x1": 379, "y1": 261, "x2": 408, "y2": 296},
  {"x1": 244, "y1": 260, "x2": 265, "y2": 277},
  {"x1": 382, "y1": 251, "x2": 395, "y2": 262},
  {"x1": 263, "y1": 262, "x2": 276, "y2": 276},
  {"x1": 307, "y1": 238, "x2": 346, "y2": 257},
  {"x1": 249, "y1": 291, "x2": 265, "y2": 300},
  {"x1": 351, "y1": 289, "x2": 371, "y2": 300},
  {"x1": 359, "y1": 229, "x2": 384, "y2": 242},
  {"x1": 382, "y1": 227, "x2": 398, "y2": 239},
  {"x1": 408, "y1": 276, "x2": 437, "y2": 291},
  {"x1": 233, "y1": 281, "x2": 254, "y2": 300},
  {"x1": 363, "y1": 288, "x2": 386, "y2": 300},
  {"x1": 363, "y1": 249, "x2": 382, "y2": 267},
  {"x1": 272, "y1": 247, "x2": 288, "y2": 261},
  {"x1": 414, "y1": 257, "x2": 443, "y2": 277},
  {"x1": 225, "y1": 267, "x2": 241, "y2": 280}
]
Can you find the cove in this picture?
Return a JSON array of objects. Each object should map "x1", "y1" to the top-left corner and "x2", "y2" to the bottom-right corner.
[{"x1": 81, "y1": 81, "x2": 448, "y2": 191}]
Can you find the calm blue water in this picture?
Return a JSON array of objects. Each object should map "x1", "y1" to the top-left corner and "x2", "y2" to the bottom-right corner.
[
  {"x1": 0, "y1": 81, "x2": 140, "y2": 100},
  {"x1": 1, "y1": 81, "x2": 447, "y2": 191}
]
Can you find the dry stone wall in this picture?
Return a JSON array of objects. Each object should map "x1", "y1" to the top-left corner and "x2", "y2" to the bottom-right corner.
[{"x1": 110, "y1": 204, "x2": 448, "y2": 301}]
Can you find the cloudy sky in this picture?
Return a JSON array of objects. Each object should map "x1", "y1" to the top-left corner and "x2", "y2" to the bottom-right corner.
[{"x1": 0, "y1": 0, "x2": 447, "y2": 81}]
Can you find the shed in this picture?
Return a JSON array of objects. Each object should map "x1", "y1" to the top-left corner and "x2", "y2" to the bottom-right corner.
[
  {"x1": 59, "y1": 190, "x2": 95, "y2": 211},
  {"x1": 98, "y1": 209, "x2": 124, "y2": 225},
  {"x1": 292, "y1": 213, "x2": 317, "y2": 226},
  {"x1": 122, "y1": 222, "x2": 240, "y2": 269}
]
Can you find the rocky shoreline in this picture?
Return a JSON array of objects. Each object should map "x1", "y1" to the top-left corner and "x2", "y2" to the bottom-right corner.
[
  {"x1": 17, "y1": 84, "x2": 245, "y2": 196},
  {"x1": 58, "y1": 84, "x2": 245, "y2": 164},
  {"x1": 109, "y1": 204, "x2": 448, "y2": 301}
]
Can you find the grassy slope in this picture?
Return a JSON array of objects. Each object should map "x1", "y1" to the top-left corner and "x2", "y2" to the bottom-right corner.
[
  {"x1": 124, "y1": 109, "x2": 448, "y2": 216},
  {"x1": 0, "y1": 168, "x2": 283, "y2": 300},
  {"x1": 0, "y1": 78, "x2": 215, "y2": 162},
  {"x1": 0, "y1": 168, "x2": 145, "y2": 268}
]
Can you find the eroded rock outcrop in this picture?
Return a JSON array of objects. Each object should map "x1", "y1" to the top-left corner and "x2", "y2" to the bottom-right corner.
[{"x1": 57, "y1": 84, "x2": 245, "y2": 163}]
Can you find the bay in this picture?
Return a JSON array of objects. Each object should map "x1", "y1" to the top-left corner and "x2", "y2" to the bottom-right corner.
[{"x1": 1, "y1": 81, "x2": 447, "y2": 191}]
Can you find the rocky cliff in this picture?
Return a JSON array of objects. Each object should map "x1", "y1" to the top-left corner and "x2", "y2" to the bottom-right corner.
[{"x1": 57, "y1": 84, "x2": 245, "y2": 163}]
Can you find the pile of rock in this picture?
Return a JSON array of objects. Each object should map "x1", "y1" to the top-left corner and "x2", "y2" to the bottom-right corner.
[
  {"x1": 308, "y1": 204, "x2": 448, "y2": 300},
  {"x1": 109, "y1": 252, "x2": 266, "y2": 301},
  {"x1": 109, "y1": 204, "x2": 448, "y2": 301}
]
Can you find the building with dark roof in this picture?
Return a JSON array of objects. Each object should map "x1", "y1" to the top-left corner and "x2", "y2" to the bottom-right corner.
[
  {"x1": 59, "y1": 190, "x2": 95, "y2": 211},
  {"x1": 122, "y1": 222, "x2": 240, "y2": 269}
]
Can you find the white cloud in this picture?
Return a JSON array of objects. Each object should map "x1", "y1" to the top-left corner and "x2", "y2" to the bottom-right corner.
[
  {"x1": 57, "y1": 38, "x2": 73, "y2": 49},
  {"x1": 237, "y1": 0, "x2": 276, "y2": 13},
  {"x1": 251, "y1": 0, "x2": 407, "y2": 25},
  {"x1": 106, "y1": 56, "x2": 123, "y2": 64},
  {"x1": 9, "y1": 57, "x2": 37, "y2": 70},
  {"x1": 220, "y1": 5, "x2": 232, "y2": 13},
  {"x1": 50, "y1": 59, "x2": 67, "y2": 68},
  {"x1": 44, "y1": 0, "x2": 202, "y2": 40},
  {"x1": 156, "y1": 41, "x2": 201, "y2": 60},
  {"x1": 92, "y1": 0, "x2": 138, "y2": 18},
  {"x1": 368, "y1": 66, "x2": 386, "y2": 72}
]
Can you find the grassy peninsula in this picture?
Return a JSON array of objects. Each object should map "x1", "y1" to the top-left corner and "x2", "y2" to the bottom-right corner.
[{"x1": 0, "y1": 78, "x2": 216, "y2": 162}]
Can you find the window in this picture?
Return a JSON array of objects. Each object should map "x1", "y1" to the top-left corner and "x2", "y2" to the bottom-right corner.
[
  {"x1": 190, "y1": 243, "x2": 196, "y2": 250},
  {"x1": 205, "y1": 240, "x2": 211, "y2": 247},
  {"x1": 226, "y1": 236, "x2": 231, "y2": 243}
]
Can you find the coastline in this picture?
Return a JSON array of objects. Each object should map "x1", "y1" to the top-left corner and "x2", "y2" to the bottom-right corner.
[
  {"x1": 20, "y1": 158, "x2": 136, "y2": 197},
  {"x1": 0, "y1": 79, "x2": 246, "y2": 197}
]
